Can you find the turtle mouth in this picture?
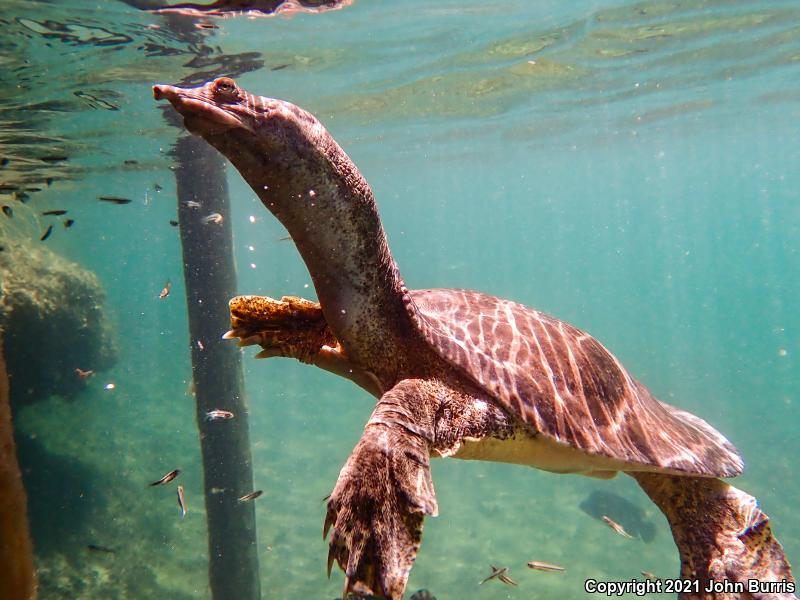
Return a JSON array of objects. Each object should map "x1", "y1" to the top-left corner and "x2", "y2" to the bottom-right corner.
[{"x1": 153, "y1": 84, "x2": 253, "y2": 135}]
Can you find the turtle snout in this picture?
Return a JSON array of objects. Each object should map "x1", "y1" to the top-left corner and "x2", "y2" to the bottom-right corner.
[{"x1": 153, "y1": 84, "x2": 181, "y2": 102}]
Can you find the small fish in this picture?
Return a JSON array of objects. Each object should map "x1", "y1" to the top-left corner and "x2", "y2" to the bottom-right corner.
[
  {"x1": 270, "y1": 63, "x2": 290, "y2": 71},
  {"x1": 74, "y1": 91, "x2": 119, "y2": 111},
  {"x1": 64, "y1": 219, "x2": 75, "y2": 228},
  {"x1": 46, "y1": 177, "x2": 54, "y2": 186},
  {"x1": 40, "y1": 225, "x2": 53, "y2": 241},
  {"x1": 42, "y1": 209, "x2": 67, "y2": 216},
  {"x1": 177, "y1": 484, "x2": 187, "y2": 518},
  {"x1": 201, "y1": 212, "x2": 223, "y2": 225},
  {"x1": 2, "y1": 205, "x2": 11, "y2": 218},
  {"x1": 480, "y1": 566, "x2": 517, "y2": 586},
  {"x1": 527, "y1": 561, "x2": 565, "y2": 572},
  {"x1": 195, "y1": 22, "x2": 219, "y2": 30},
  {"x1": 40, "y1": 155, "x2": 68, "y2": 163},
  {"x1": 205, "y1": 409, "x2": 234, "y2": 421},
  {"x1": 159, "y1": 279, "x2": 171, "y2": 299},
  {"x1": 169, "y1": 219, "x2": 178, "y2": 227},
  {"x1": 154, "y1": 183, "x2": 163, "y2": 192},
  {"x1": 75, "y1": 368, "x2": 94, "y2": 379},
  {"x1": 26, "y1": 187, "x2": 42, "y2": 193},
  {"x1": 238, "y1": 490, "x2": 263, "y2": 502},
  {"x1": 98, "y1": 195, "x2": 132, "y2": 205},
  {"x1": 149, "y1": 469, "x2": 180, "y2": 487},
  {"x1": 277, "y1": 235, "x2": 292, "y2": 241},
  {"x1": 87, "y1": 544, "x2": 116, "y2": 554},
  {"x1": 580, "y1": 490, "x2": 655, "y2": 542},
  {"x1": 124, "y1": 159, "x2": 139, "y2": 165},
  {"x1": 641, "y1": 571, "x2": 656, "y2": 579},
  {"x1": 183, "y1": 200, "x2": 200, "y2": 209},
  {"x1": 602, "y1": 515, "x2": 634, "y2": 539},
  {"x1": 15, "y1": 192, "x2": 30, "y2": 202}
]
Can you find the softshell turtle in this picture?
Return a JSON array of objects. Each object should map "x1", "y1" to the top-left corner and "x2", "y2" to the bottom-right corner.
[{"x1": 154, "y1": 78, "x2": 795, "y2": 600}]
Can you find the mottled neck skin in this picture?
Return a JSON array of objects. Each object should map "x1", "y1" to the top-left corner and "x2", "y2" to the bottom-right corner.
[
  {"x1": 153, "y1": 79, "x2": 415, "y2": 383},
  {"x1": 228, "y1": 124, "x2": 412, "y2": 375}
]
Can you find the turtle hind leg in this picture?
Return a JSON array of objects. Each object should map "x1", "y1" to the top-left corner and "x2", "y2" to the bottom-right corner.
[
  {"x1": 631, "y1": 472, "x2": 795, "y2": 598},
  {"x1": 326, "y1": 379, "x2": 440, "y2": 600}
]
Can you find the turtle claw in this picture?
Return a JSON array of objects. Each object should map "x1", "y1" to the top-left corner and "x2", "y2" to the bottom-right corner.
[
  {"x1": 237, "y1": 334, "x2": 263, "y2": 347},
  {"x1": 327, "y1": 544, "x2": 336, "y2": 578},
  {"x1": 226, "y1": 294, "x2": 336, "y2": 362},
  {"x1": 325, "y1": 427, "x2": 437, "y2": 600}
]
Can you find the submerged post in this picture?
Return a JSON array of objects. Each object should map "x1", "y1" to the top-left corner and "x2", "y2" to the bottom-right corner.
[
  {"x1": 173, "y1": 135, "x2": 260, "y2": 599},
  {"x1": 0, "y1": 336, "x2": 37, "y2": 600}
]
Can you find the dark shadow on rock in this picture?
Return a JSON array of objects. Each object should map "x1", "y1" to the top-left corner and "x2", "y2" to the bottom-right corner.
[{"x1": 15, "y1": 432, "x2": 107, "y2": 556}]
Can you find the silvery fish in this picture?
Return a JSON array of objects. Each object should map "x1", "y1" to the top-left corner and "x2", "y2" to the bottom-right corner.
[
  {"x1": 201, "y1": 212, "x2": 223, "y2": 224},
  {"x1": 205, "y1": 409, "x2": 234, "y2": 420},
  {"x1": 527, "y1": 561, "x2": 565, "y2": 572},
  {"x1": 159, "y1": 280, "x2": 171, "y2": 299},
  {"x1": 149, "y1": 469, "x2": 180, "y2": 487},
  {"x1": 238, "y1": 490, "x2": 263, "y2": 502},
  {"x1": 602, "y1": 515, "x2": 634, "y2": 539},
  {"x1": 479, "y1": 566, "x2": 516, "y2": 586},
  {"x1": 177, "y1": 485, "x2": 187, "y2": 518}
]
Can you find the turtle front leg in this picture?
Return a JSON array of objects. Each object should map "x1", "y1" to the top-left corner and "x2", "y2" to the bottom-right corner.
[
  {"x1": 325, "y1": 379, "x2": 440, "y2": 599},
  {"x1": 225, "y1": 295, "x2": 383, "y2": 396},
  {"x1": 227, "y1": 295, "x2": 334, "y2": 362},
  {"x1": 631, "y1": 473, "x2": 796, "y2": 599}
]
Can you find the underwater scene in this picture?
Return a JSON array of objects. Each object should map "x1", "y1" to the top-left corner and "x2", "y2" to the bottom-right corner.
[{"x1": 1, "y1": 0, "x2": 798, "y2": 598}]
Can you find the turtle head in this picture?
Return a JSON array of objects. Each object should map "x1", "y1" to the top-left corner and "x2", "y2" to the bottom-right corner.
[
  {"x1": 154, "y1": 77, "x2": 414, "y2": 371},
  {"x1": 153, "y1": 78, "x2": 334, "y2": 197},
  {"x1": 154, "y1": 77, "x2": 280, "y2": 136}
]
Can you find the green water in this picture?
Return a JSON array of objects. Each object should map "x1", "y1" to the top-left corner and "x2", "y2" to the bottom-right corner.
[{"x1": 2, "y1": 0, "x2": 798, "y2": 598}]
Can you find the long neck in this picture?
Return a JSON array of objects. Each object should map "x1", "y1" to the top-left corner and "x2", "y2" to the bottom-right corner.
[{"x1": 226, "y1": 127, "x2": 415, "y2": 379}]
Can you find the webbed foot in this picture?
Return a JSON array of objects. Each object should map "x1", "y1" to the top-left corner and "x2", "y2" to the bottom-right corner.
[
  {"x1": 325, "y1": 381, "x2": 438, "y2": 599},
  {"x1": 225, "y1": 295, "x2": 335, "y2": 363}
]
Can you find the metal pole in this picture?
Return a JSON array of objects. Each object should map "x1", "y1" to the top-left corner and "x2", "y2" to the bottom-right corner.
[{"x1": 173, "y1": 135, "x2": 260, "y2": 600}]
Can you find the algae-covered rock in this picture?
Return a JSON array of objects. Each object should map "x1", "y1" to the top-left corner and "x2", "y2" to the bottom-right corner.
[{"x1": 0, "y1": 242, "x2": 117, "y2": 406}]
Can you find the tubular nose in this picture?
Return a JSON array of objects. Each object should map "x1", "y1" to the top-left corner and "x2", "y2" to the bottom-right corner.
[{"x1": 152, "y1": 84, "x2": 174, "y2": 100}]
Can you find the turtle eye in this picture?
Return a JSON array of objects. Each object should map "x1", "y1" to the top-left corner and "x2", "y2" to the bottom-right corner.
[{"x1": 212, "y1": 77, "x2": 239, "y2": 102}]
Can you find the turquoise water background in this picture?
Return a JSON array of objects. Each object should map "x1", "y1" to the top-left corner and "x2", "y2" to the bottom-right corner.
[{"x1": 3, "y1": 0, "x2": 798, "y2": 597}]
